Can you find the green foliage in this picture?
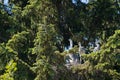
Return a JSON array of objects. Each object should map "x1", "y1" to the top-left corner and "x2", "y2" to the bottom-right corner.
[
  {"x1": 71, "y1": 0, "x2": 119, "y2": 45},
  {"x1": 73, "y1": 30, "x2": 120, "y2": 80},
  {"x1": 14, "y1": 59, "x2": 35, "y2": 80},
  {"x1": 31, "y1": 0, "x2": 64, "y2": 79},
  {"x1": 6, "y1": 31, "x2": 29, "y2": 53},
  {"x1": 0, "y1": 43, "x2": 17, "y2": 72},
  {"x1": 0, "y1": 0, "x2": 119, "y2": 80},
  {"x1": 0, "y1": 60, "x2": 17, "y2": 80},
  {"x1": 32, "y1": 56, "x2": 55, "y2": 80}
]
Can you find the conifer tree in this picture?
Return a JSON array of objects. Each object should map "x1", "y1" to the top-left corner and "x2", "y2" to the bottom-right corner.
[
  {"x1": 29, "y1": 0, "x2": 64, "y2": 80},
  {"x1": 72, "y1": 30, "x2": 120, "y2": 80}
]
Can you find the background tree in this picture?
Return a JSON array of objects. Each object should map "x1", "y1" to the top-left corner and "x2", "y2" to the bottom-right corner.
[
  {"x1": 0, "y1": 0, "x2": 119, "y2": 80},
  {"x1": 73, "y1": 30, "x2": 120, "y2": 80}
]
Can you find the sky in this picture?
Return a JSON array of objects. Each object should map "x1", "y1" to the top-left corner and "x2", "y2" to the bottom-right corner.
[
  {"x1": 4, "y1": 0, "x2": 9, "y2": 5},
  {"x1": 81, "y1": 0, "x2": 89, "y2": 4},
  {"x1": 72, "y1": 0, "x2": 89, "y2": 4}
]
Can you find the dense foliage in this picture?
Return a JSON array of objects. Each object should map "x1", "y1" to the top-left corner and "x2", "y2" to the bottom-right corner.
[{"x1": 0, "y1": 0, "x2": 120, "y2": 80}]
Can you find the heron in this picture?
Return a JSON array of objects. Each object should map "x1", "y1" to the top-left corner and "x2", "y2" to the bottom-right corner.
[
  {"x1": 64, "y1": 38, "x2": 73, "y2": 51},
  {"x1": 68, "y1": 38, "x2": 73, "y2": 49},
  {"x1": 78, "y1": 42, "x2": 85, "y2": 64},
  {"x1": 93, "y1": 42, "x2": 100, "y2": 52},
  {"x1": 65, "y1": 39, "x2": 79, "y2": 65}
]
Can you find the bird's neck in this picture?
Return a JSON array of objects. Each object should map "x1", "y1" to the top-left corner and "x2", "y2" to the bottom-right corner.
[{"x1": 96, "y1": 44, "x2": 100, "y2": 47}]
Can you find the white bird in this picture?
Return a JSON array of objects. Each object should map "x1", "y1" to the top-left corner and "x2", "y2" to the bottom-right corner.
[
  {"x1": 93, "y1": 42, "x2": 100, "y2": 52},
  {"x1": 64, "y1": 39, "x2": 73, "y2": 51},
  {"x1": 65, "y1": 39, "x2": 79, "y2": 65},
  {"x1": 78, "y1": 42, "x2": 85, "y2": 54},
  {"x1": 68, "y1": 38, "x2": 73, "y2": 49},
  {"x1": 68, "y1": 54, "x2": 75, "y2": 64},
  {"x1": 78, "y1": 42, "x2": 85, "y2": 64},
  {"x1": 68, "y1": 39, "x2": 74, "y2": 64}
]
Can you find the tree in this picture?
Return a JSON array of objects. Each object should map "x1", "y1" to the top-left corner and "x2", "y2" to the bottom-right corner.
[
  {"x1": 6, "y1": 31, "x2": 35, "y2": 80},
  {"x1": 28, "y1": 0, "x2": 64, "y2": 79},
  {"x1": 72, "y1": 30, "x2": 120, "y2": 80},
  {"x1": 0, "y1": 60, "x2": 17, "y2": 80},
  {"x1": 0, "y1": 0, "x2": 119, "y2": 80}
]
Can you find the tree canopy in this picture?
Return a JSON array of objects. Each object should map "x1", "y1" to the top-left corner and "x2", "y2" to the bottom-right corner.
[{"x1": 0, "y1": 0, "x2": 120, "y2": 80}]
